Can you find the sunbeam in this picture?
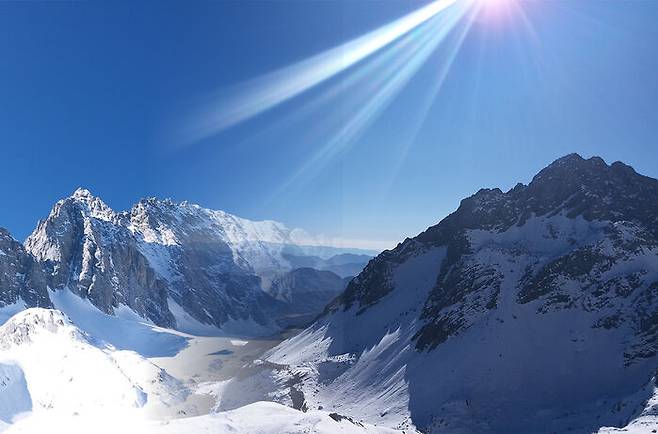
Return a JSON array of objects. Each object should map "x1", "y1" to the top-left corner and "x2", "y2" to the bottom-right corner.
[
  {"x1": 383, "y1": 6, "x2": 479, "y2": 197},
  {"x1": 271, "y1": 5, "x2": 472, "y2": 200},
  {"x1": 173, "y1": 0, "x2": 464, "y2": 146},
  {"x1": 170, "y1": 0, "x2": 545, "y2": 202}
]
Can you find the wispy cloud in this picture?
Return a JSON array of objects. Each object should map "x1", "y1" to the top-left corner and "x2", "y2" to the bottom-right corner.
[{"x1": 289, "y1": 228, "x2": 396, "y2": 252}]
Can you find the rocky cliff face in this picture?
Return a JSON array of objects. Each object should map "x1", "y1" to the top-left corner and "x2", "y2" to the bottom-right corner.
[
  {"x1": 337, "y1": 154, "x2": 658, "y2": 360},
  {"x1": 267, "y1": 154, "x2": 658, "y2": 433},
  {"x1": 25, "y1": 189, "x2": 174, "y2": 327},
  {"x1": 126, "y1": 197, "x2": 301, "y2": 330},
  {"x1": 0, "y1": 228, "x2": 50, "y2": 309}
]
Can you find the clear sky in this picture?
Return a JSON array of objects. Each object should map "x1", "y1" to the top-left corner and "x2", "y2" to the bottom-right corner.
[{"x1": 0, "y1": 0, "x2": 656, "y2": 249}]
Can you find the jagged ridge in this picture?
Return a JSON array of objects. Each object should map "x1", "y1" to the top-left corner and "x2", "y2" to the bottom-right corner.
[{"x1": 20, "y1": 188, "x2": 371, "y2": 333}]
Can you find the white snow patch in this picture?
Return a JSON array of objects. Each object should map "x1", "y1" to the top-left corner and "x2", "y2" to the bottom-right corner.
[{"x1": 50, "y1": 288, "x2": 189, "y2": 358}]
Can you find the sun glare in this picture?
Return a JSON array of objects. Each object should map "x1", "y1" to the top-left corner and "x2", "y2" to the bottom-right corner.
[
  {"x1": 474, "y1": 0, "x2": 519, "y2": 23},
  {"x1": 173, "y1": 0, "x2": 535, "y2": 191}
]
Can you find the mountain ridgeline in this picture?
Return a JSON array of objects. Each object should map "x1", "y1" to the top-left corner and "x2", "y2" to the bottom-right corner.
[
  {"x1": 0, "y1": 189, "x2": 372, "y2": 334},
  {"x1": 340, "y1": 154, "x2": 658, "y2": 355},
  {"x1": 267, "y1": 154, "x2": 658, "y2": 433}
]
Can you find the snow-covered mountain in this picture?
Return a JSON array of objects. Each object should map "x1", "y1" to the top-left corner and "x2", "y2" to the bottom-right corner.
[
  {"x1": 265, "y1": 154, "x2": 658, "y2": 433},
  {"x1": 22, "y1": 189, "x2": 372, "y2": 334},
  {"x1": 24, "y1": 190, "x2": 176, "y2": 327}
]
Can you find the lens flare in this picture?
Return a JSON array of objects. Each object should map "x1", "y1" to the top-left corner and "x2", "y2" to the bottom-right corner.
[
  {"x1": 172, "y1": 0, "x2": 466, "y2": 146},
  {"x1": 474, "y1": 0, "x2": 520, "y2": 24},
  {"x1": 168, "y1": 0, "x2": 534, "y2": 196}
]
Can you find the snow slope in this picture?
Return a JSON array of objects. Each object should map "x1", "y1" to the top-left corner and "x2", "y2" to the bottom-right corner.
[
  {"x1": 597, "y1": 373, "x2": 658, "y2": 433},
  {"x1": 0, "y1": 307, "x2": 406, "y2": 434},
  {"x1": 267, "y1": 244, "x2": 446, "y2": 431},
  {"x1": 0, "y1": 309, "x2": 193, "y2": 422},
  {"x1": 1, "y1": 401, "x2": 402, "y2": 434},
  {"x1": 49, "y1": 288, "x2": 190, "y2": 357}
]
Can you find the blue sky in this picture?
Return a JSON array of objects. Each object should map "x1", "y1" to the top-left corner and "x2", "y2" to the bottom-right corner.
[{"x1": 0, "y1": 0, "x2": 656, "y2": 249}]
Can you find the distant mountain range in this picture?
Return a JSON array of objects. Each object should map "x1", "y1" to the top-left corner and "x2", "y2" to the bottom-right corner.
[
  {"x1": 0, "y1": 188, "x2": 374, "y2": 334},
  {"x1": 260, "y1": 154, "x2": 658, "y2": 433}
]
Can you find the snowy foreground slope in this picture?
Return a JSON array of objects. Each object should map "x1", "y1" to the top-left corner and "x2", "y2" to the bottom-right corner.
[
  {"x1": 0, "y1": 307, "x2": 404, "y2": 434},
  {"x1": 0, "y1": 309, "x2": 190, "y2": 423},
  {"x1": 261, "y1": 155, "x2": 658, "y2": 433},
  {"x1": 1, "y1": 402, "x2": 401, "y2": 434},
  {"x1": 597, "y1": 374, "x2": 658, "y2": 434}
]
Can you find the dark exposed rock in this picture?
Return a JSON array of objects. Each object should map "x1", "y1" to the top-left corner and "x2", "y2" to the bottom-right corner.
[
  {"x1": 0, "y1": 228, "x2": 50, "y2": 309},
  {"x1": 24, "y1": 189, "x2": 174, "y2": 326},
  {"x1": 324, "y1": 155, "x2": 658, "y2": 359}
]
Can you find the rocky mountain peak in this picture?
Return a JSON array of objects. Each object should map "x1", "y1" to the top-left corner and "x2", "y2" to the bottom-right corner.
[
  {"x1": 338, "y1": 154, "x2": 658, "y2": 348},
  {"x1": 521, "y1": 155, "x2": 658, "y2": 232},
  {"x1": 416, "y1": 155, "x2": 658, "y2": 246},
  {"x1": 134, "y1": 196, "x2": 178, "y2": 210},
  {"x1": 0, "y1": 227, "x2": 13, "y2": 240},
  {"x1": 53, "y1": 187, "x2": 118, "y2": 224},
  {"x1": 529, "y1": 154, "x2": 618, "y2": 191},
  {"x1": 71, "y1": 187, "x2": 94, "y2": 200},
  {"x1": 0, "y1": 308, "x2": 82, "y2": 349}
]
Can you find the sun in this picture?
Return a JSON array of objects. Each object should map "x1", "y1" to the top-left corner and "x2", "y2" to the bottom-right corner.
[
  {"x1": 477, "y1": 0, "x2": 512, "y2": 8},
  {"x1": 474, "y1": 0, "x2": 517, "y2": 22}
]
